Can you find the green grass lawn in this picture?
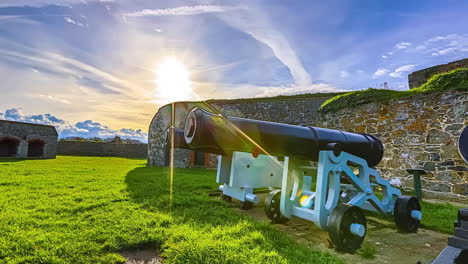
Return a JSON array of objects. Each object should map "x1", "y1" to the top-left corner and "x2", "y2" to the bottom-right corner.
[
  {"x1": 420, "y1": 200, "x2": 463, "y2": 234},
  {"x1": 0, "y1": 156, "x2": 342, "y2": 264}
]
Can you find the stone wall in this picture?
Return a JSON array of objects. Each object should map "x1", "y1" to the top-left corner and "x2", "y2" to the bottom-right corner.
[
  {"x1": 408, "y1": 58, "x2": 468, "y2": 89},
  {"x1": 58, "y1": 141, "x2": 147, "y2": 158},
  {"x1": 0, "y1": 120, "x2": 57, "y2": 159},
  {"x1": 147, "y1": 89, "x2": 467, "y2": 200},
  {"x1": 316, "y1": 90, "x2": 467, "y2": 200}
]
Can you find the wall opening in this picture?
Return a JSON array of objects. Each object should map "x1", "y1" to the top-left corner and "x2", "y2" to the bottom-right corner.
[
  {"x1": 28, "y1": 139, "x2": 45, "y2": 158},
  {"x1": 0, "y1": 137, "x2": 20, "y2": 157},
  {"x1": 194, "y1": 151, "x2": 205, "y2": 166}
]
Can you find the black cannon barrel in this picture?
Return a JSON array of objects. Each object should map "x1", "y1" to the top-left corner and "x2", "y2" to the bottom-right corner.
[
  {"x1": 184, "y1": 107, "x2": 384, "y2": 167},
  {"x1": 163, "y1": 127, "x2": 190, "y2": 150}
]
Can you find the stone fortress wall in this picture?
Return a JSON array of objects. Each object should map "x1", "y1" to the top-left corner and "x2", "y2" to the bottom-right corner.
[
  {"x1": 408, "y1": 58, "x2": 468, "y2": 89},
  {"x1": 58, "y1": 141, "x2": 147, "y2": 158},
  {"x1": 316, "y1": 90, "x2": 467, "y2": 200},
  {"x1": 0, "y1": 120, "x2": 58, "y2": 159}
]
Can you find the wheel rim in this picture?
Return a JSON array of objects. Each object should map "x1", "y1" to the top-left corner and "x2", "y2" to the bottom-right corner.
[
  {"x1": 394, "y1": 196, "x2": 421, "y2": 233},
  {"x1": 329, "y1": 204, "x2": 366, "y2": 253},
  {"x1": 264, "y1": 190, "x2": 288, "y2": 223},
  {"x1": 407, "y1": 198, "x2": 420, "y2": 231}
]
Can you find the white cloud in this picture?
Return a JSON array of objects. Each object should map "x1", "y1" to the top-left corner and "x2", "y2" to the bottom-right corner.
[
  {"x1": 389, "y1": 64, "x2": 415, "y2": 78},
  {"x1": 255, "y1": 84, "x2": 344, "y2": 98},
  {"x1": 38, "y1": 94, "x2": 71, "y2": 105},
  {"x1": 125, "y1": 5, "x2": 246, "y2": 17},
  {"x1": 415, "y1": 45, "x2": 426, "y2": 51},
  {"x1": 381, "y1": 55, "x2": 388, "y2": 59},
  {"x1": 409, "y1": 34, "x2": 468, "y2": 58},
  {"x1": 64, "y1": 17, "x2": 85, "y2": 27},
  {"x1": 0, "y1": 0, "x2": 94, "y2": 7},
  {"x1": 428, "y1": 34, "x2": 459, "y2": 42},
  {"x1": 220, "y1": 8, "x2": 312, "y2": 86},
  {"x1": 0, "y1": 42, "x2": 141, "y2": 98},
  {"x1": 373, "y1": 68, "x2": 389, "y2": 79},
  {"x1": 340, "y1": 71, "x2": 349, "y2": 78},
  {"x1": 395, "y1": 42, "x2": 411, "y2": 49}
]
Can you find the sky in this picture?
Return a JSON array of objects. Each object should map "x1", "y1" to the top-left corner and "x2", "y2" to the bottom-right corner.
[{"x1": 0, "y1": 0, "x2": 468, "y2": 142}]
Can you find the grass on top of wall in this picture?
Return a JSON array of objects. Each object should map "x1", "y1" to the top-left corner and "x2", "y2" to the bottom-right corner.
[
  {"x1": 319, "y1": 67, "x2": 468, "y2": 113},
  {"x1": 207, "y1": 92, "x2": 344, "y2": 104}
]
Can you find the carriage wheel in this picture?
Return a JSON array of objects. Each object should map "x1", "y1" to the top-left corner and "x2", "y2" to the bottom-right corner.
[
  {"x1": 264, "y1": 190, "x2": 289, "y2": 224},
  {"x1": 328, "y1": 204, "x2": 367, "y2": 253},
  {"x1": 394, "y1": 195, "x2": 421, "y2": 233}
]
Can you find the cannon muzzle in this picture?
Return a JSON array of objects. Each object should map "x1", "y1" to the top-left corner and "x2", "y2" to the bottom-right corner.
[{"x1": 163, "y1": 127, "x2": 190, "y2": 149}]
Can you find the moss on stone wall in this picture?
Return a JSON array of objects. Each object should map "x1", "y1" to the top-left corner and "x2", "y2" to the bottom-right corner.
[{"x1": 319, "y1": 68, "x2": 468, "y2": 113}]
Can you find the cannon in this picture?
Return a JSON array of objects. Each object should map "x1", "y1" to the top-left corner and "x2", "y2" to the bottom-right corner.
[{"x1": 170, "y1": 107, "x2": 422, "y2": 252}]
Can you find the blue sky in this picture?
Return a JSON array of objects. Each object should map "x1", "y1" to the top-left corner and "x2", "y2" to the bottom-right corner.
[{"x1": 0, "y1": 0, "x2": 467, "y2": 141}]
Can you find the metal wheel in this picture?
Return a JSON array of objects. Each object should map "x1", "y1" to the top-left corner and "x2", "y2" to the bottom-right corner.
[
  {"x1": 394, "y1": 195, "x2": 421, "y2": 233},
  {"x1": 328, "y1": 204, "x2": 367, "y2": 253},
  {"x1": 264, "y1": 190, "x2": 288, "y2": 224},
  {"x1": 239, "y1": 201, "x2": 253, "y2": 210},
  {"x1": 221, "y1": 194, "x2": 232, "y2": 202}
]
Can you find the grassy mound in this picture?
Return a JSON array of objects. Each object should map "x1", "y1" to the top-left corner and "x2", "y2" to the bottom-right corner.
[
  {"x1": 319, "y1": 67, "x2": 468, "y2": 113},
  {"x1": 0, "y1": 156, "x2": 341, "y2": 264}
]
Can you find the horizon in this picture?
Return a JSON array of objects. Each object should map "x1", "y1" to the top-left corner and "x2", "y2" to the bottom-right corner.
[{"x1": 1, "y1": 0, "x2": 468, "y2": 142}]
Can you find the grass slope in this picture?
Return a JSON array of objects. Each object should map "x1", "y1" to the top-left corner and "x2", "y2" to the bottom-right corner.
[
  {"x1": 0, "y1": 156, "x2": 341, "y2": 264},
  {"x1": 319, "y1": 67, "x2": 468, "y2": 113},
  {"x1": 421, "y1": 201, "x2": 464, "y2": 234}
]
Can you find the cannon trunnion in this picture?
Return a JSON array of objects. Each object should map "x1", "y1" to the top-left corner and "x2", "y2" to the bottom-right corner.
[{"x1": 169, "y1": 107, "x2": 422, "y2": 253}]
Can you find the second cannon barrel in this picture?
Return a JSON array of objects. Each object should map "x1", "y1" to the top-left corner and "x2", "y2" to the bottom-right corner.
[{"x1": 183, "y1": 107, "x2": 384, "y2": 167}]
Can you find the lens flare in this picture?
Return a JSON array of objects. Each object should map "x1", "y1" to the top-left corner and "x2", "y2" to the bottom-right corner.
[
  {"x1": 155, "y1": 58, "x2": 192, "y2": 103},
  {"x1": 299, "y1": 194, "x2": 313, "y2": 208}
]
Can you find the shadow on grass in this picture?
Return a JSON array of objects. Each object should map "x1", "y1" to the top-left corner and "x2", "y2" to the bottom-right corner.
[
  {"x1": 125, "y1": 166, "x2": 245, "y2": 226},
  {"x1": 0, "y1": 158, "x2": 26, "y2": 162},
  {"x1": 125, "y1": 166, "x2": 343, "y2": 263}
]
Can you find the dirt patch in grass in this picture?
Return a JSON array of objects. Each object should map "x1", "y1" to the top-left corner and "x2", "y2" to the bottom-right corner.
[{"x1": 120, "y1": 248, "x2": 162, "y2": 264}]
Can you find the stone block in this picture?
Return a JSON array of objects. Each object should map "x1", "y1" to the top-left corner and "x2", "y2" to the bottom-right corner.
[
  {"x1": 441, "y1": 145, "x2": 462, "y2": 159},
  {"x1": 427, "y1": 129, "x2": 452, "y2": 144},
  {"x1": 445, "y1": 123, "x2": 464, "y2": 131},
  {"x1": 436, "y1": 171, "x2": 456, "y2": 182},
  {"x1": 423, "y1": 162, "x2": 436, "y2": 171},
  {"x1": 439, "y1": 160, "x2": 456, "y2": 166},
  {"x1": 427, "y1": 181, "x2": 451, "y2": 193},
  {"x1": 453, "y1": 184, "x2": 468, "y2": 195},
  {"x1": 396, "y1": 112, "x2": 409, "y2": 121},
  {"x1": 430, "y1": 152, "x2": 441, "y2": 161},
  {"x1": 449, "y1": 166, "x2": 468, "y2": 171}
]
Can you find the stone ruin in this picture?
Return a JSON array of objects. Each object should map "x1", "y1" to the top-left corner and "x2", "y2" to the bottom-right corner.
[{"x1": 0, "y1": 120, "x2": 58, "y2": 159}]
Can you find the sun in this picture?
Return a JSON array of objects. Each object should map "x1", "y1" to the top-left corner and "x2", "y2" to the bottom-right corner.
[{"x1": 155, "y1": 58, "x2": 192, "y2": 103}]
